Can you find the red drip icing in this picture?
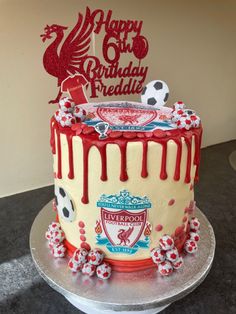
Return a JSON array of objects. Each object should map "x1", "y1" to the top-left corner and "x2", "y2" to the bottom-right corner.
[
  {"x1": 194, "y1": 128, "x2": 203, "y2": 182},
  {"x1": 98, "y1": 144, "x2": 108, "y2": 181},
  {"x1": 63, "y1": 231, "x2": 189, "y2": 272},
  {"x1": 50, "y1": 118, "x2": 202, "y2": 204},
  {"x1": 160, "y1": 141, "x2": 168, "y2": 180},
  {"x1": 66, "y1": 135, "x2": 74, "y2": 179},
  {"x1": 184, "y1": 135, "x2": 192, "y2": 183},
  {"x1": 141, "y1": 141, "x2": 148, "y2": 178},
  {"x1": 50, "y1": 118, "x2": 56, "y2": 154},
  {"x1": 56, "y1": 129, "x2": 62, "y2": 179},
  {"x1": 173, "y1": 138, "x2": 182, "y2": 181},
  {"x1": 119, "y1": 141, "x2": 128, "y2": 181},
  {"x1": 81, "y1": 138, "x2": 91, "y2": 204}
]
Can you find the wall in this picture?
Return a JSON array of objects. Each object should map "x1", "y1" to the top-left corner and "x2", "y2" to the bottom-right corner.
[{"x1": 0, "y1": 0, "x2": 236, "y2": 197}]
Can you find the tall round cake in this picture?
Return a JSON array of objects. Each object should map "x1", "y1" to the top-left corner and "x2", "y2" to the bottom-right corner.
[{"x1": 50, "y1": 100, "x2": 202, "y2": 272}]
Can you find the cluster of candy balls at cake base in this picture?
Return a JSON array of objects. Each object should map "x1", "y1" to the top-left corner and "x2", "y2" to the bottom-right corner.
[
  {"x1": 68, "y1": 248, "x2": 111, "y2": 280},
  {"x1": 45, "y1": 221, "x2": 112, "y2": 280},
  {"x1": 150, "y1": 217, "x2": 200, "y2": 276}
]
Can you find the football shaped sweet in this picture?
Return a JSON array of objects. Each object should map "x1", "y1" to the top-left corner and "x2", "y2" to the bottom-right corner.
[
  {"x1": 166, "y1": 247, "x2": 179, "y2": 263},
  {"x1": 73, "y1": 248, "x2": 88, "y2": 264},
  {"x1": 172, "y1": 256, "x2": 184, "y2": 269},
  {"x1": 88, "y1": 249, "x2": 104, "y2": 265},
  {"x1": 81, "y1": 262, "x2": 96, "y2": 276},
  {"x1": 96, "y1": 263, "x2": 112, "y2": 279},
  {"x1": 141, "y1": 80, "x2": 169, "y2": 108},
  {"x1": 150, "y1": 247, "x2": 166, "y2": 264},
  {"x1": 190, "y1": 217, "x2": 200, "y2": 231},
  {"x1": 184, "y1": 240, "x2": 198, "y2": 254},
  {"x1": 158, "y1": 261, "x2": 173, "y2": 276},
  {"x1": 159, "y1": 235, "x2": 174, "y2": 251}
]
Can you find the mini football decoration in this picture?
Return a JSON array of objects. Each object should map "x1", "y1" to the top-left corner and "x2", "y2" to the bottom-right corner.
[
  {"x1": 73, "y1": 106, "x2": 86, "y2": 122},
  {"x1": 150, "y1": 247, "x2": 166, "y2": 264},
  {"x1": 52, "y1": 242, "x2": 67, "y2": 258},
  {"x1": 58, "y1": 97, "x2": 74, "y2": 112},
  {"x1": 189, "y1": 231, "x2": 200, "y2": 242},
  {"x1": 96, "y1": 262, "x2": 112, "y2": 279},
  {"x1": 165, "y1": 247, "x2": 179, "y2": 263},
  {"x1": 141, "y1": 80, "x2": 169, "y2": 108},
  {"x1": 58, "y1": 112, "x2": 76, "y2": 127},
  {"x1": 159, "y1": 235, "x2": 175, "y2": 251},
  {"x1": 172, "y1": 256, "x2": 184, "y2": 269},
  {"x1": 73, "y1": 248, "x2": 88, "y2": 264},
  {"x1": 68, "y1": 257, "x2": 83, "y2": 272},
  {"x1": 54, "y1": 185, "x2": 75, "y2": 222},
  {"x1": 82, "y1": 262, "x2": 96, "y2": 276},
  {"x1": 158, "y1": 261, "x2": 173, "y2": 276},
  {"x1": 88, "y1": 249, "x2": 104, "y2": 265},
  {"x1": 184, "y1": 239, "x2": 198, "y2": 254},
  {"x1": 190, "y1": 217, "x2": 200, "y2": 231}
]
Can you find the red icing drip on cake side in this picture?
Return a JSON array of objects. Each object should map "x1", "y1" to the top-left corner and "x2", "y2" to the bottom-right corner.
[
  {"x1": 66, "y1": 135, "x2": 74, "y2": 179},
  {"x1": 173, "y1": 138, "x2": 182, "y2": 181},
  {"x1": 98, "y1": 144, "x2": 108, "y2": 181},
  {"x1": 50, "y1": 117, "x2": 202, "y2": 204},
  {"x1": 119, "y1": 141, "x2": 128, "y2": 182},
  {"x1": 81, "y1": 138, "x2": 91, "y2": 204},
  {"x1": 141, "y1": 141, "x2": 148, "y2": 178},
  {"x1": 160, "y1": 141, "x2": 168, "y2": 180},
  {"x1": 184, "y1": 135, "x2": 192, "y2": 184},
  {"x1": 56, "y1": 128, "x2": 62, "y2": 179}
]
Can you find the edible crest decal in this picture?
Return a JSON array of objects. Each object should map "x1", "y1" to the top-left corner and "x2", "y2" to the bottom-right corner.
[
  {"x1": 95, "y1": 190, "x2": 152, "y2": 255},
  {"x1": 41, "y1": 7, "x2": 149, "y2": 103},
  {"x1": 80, "y1": 101, "x2": 174, "y2": 132}
]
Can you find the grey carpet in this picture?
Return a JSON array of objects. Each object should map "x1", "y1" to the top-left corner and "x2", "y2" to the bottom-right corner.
[{"x1": 0, "y1": 140, "x2": 236, "y2": 314}]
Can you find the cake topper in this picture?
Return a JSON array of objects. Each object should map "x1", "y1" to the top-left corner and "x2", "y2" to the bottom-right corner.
[
  {"x1": 94, "y1": 122, "x2": 110, "y2": 139},
  {"x1": 41, "y1": 7, "x2": 149, "y2": 104},
  {"x1": 141, "y1": 80, "x2": 169, "y2": 108}
]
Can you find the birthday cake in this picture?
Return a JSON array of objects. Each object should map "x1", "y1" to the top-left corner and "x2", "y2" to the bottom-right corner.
[{"x1": 45, "y1": 79, "x2": 202, "y2": 278}]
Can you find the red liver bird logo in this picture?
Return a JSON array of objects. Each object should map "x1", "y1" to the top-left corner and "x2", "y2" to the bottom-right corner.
[
  {"x1": 117, "y1": 227, "x2": 134, "y2": 246},
  {"x1": 40, "y1": 7, "x2": 94, "y2": 104}
]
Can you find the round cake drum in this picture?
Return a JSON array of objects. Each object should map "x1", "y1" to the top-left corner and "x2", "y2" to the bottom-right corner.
[{"x1": 30, "y1": 202, "x2": 215, "y2": 314}]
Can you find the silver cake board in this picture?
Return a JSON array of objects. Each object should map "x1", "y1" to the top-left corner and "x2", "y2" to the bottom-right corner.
[{"x1": 30, "y1": 202, "x2": 215, "y2": 314}]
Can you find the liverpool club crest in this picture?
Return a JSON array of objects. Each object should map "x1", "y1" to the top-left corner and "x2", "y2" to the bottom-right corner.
[{"x1": 95, "y1": 190, "x2": 152, "y2": 255}]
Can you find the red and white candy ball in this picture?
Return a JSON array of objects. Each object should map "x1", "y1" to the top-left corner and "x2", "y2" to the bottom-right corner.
[
  {"x1": 189, "y1": 231, "x2": 200, "y2": 242},
  {"x1": 59, "y1": 112, "x2": 76, "y2": 127},
  {"x1": 45, "y1": 222, "x2": 64, "y2": 243},
  {"x1": 172, "y1": 109, "x2": 185, "y2": 123},
  {"x1": 73, "y1": 106, "x2": 86, "y2": 122},
  {"x1": 165, "y1": 247, "x2": 179, "y2": 263},
  {"x1": 49, "y1": 229, "x2": 65, "y2": 244},
  {"x1": 54, "y1": 110, "x2": 63, "y2": 122},
  {"x1": 96, "y1": 263, "x2": 112, "y2": 280},
  {"x1": 82, "y1": 262, "x2": 96, "y2": 277},
  {"x1": 159, "y1": 235, "x2": 174, "y2": 251},
  {"x1": 88, "y1": 249, "x2": 104, "y2": 266},
  {"x1": 68, "y1": 257, "x2": 82, "y2": 272},
  {"x1": 150, "y1": 247, "x2": 166, "y2": 264},
  {"x1": 172, "y1": 256, "x2": 184, "y2": 270},
  {"x1": 73, "y1": 248, "x2": 88, "y2": 264},
  {"x1": 173, "y1": 101, "x2": 185, "y2": 111},
  {"x1": 52, "y1": 243, "x2": 67, "y2": 258},
  {"x1": 158, "y1": 261, "x2": 173, "y2": 276},
  {"x1": 184, "y1": 239, "x2": 198, "y2": 254},
  {"x1": 48, "y1": 222, "x2": 62, "y2": 232},
  {"x1": 190, "y1": 217, "x2": 200, "y2": 231},
  {"x1": 59, "y1": 97, "x2": 73, "y2": 112},
  {"x1": 190, "y1": 114, "x2": 201, "y2": 128},
  {"x1": 176, "y1": 116, "x2": 192, "y2": 130}
]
